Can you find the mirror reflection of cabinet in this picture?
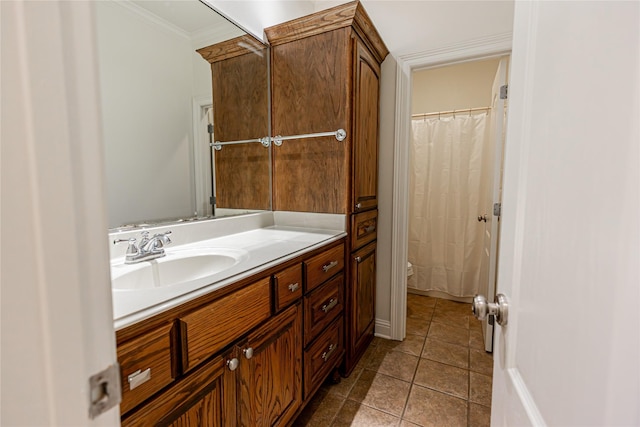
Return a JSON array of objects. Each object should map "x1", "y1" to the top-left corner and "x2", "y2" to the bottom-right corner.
[{"x1": 197, "y1": 36, "x2": 271, "y2": 211}]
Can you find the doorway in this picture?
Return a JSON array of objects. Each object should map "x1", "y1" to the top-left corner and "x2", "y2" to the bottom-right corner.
[{"x1": 388, "y1": 49, "x2": 511, "y2": 349}]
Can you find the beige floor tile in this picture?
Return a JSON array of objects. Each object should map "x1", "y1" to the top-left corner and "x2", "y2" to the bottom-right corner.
[
  {"x1": 431, "y1": 310, "x2": 470, "y2": 330},
  {"x1": 292, "y1": 387, "x2": 345, "y2": 427},
  {"x1": 427, "y1": 322, "x2": 469, "y2": 347},
  {"x1": 469, "y1": 315, "x2": 483, "y2": 331},
  {"x1": 407, "y1": 317, "x2": 430, "y2": 337},
  {"x1": 421, "y1": 338, "x2": 469, "y2": 369},
  {"x1": 403, "y1": 385, "x2": 467, "y2": 427},
  {"x1": 407, "y1": 293, "x2": 437, "y2": 309},
  {"x1": 399, "y1": 421, "x2": 422, "y2": 427},
  {"x1": 469, "y1": 328, "x2": 485, "y2": 350},
  {"x1": 469, "y1": 348, "x2": 493, "y2": 376},
  {"x1": 348, "y1": 370, "x2": 411, "y2": 417},
  {"x1": 367, "y1": 348, "x2": 419, "y2": 382},
  {"x1": 379, "y1": 334, "x2": 426, "y2": 357},
  {"x1": 328, "y1": 365, "x2": 364, "y2": 398},
  {"x1": 332, "y1": 400, "x2": 400, "y2": 427},
  {"x1": 407, "y1": 305, "x2": 434, "y2": 321},
  {"x1": 413, "y1": 359, "x2": 469, "y2": 400},
  {"x1": 434, "y1": 299, "x2": 471, "y2": 315},
  {"x1": 469, "y1": 371, "x2": 492, "y2": 407},
  {"x1": 469, "y1": 402, "x2": 491, "y2": 427}
]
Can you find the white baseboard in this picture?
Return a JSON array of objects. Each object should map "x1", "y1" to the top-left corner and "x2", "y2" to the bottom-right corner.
[{"x1": 374, "y1": 318, "x2": 392, "y2": 340}]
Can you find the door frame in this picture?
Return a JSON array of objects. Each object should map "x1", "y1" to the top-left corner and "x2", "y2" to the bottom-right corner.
[{"x1": 389, "y1": 33, "x2": 512, "y2": 341}]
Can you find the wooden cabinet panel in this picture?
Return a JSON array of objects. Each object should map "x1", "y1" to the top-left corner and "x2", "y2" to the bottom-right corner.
[
  {"x1": 238, "y1": 304, "x2": 302, "y2": 427},
  {"x1": 350, "y1": 241, "x2": 376, "y2": 357},
  {"x1": 180, "y1": 279, "x2": 271, "y2": 372},
  {"x1": 197, "y1": 36, "x2": 270, "y2": 211},
  {"x1": 273, "y1": 263, "x2": 303, "y2": 312},
  {"x1": 350, "y1": 210, "x2": 378, "y2": 251},
  {"x1": 121, "y1": 355, "x2": 232, "y2": 427},
  {"x1": 271, "y1": 28, "x2": 350, "y2": 214},
  {"x1": 118, "y1": 323, "x2": 174, "y2": 415},
  {"x1": 304, "y1": 273, "x2": 344, "y2": 346},
  {"x1": 304, "y1": 243, "x2": 345, "y2": 292},
  {"x1": 303, "y1": 317, "x2": 343, "y2": 399},
  {"x1": 352, "y1": 37, "x2": 381, "y2": 213}
]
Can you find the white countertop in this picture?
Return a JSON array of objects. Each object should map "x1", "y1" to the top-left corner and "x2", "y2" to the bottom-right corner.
[{"x1": 112, "y1": 225, "x2": 346, "y2": 330}]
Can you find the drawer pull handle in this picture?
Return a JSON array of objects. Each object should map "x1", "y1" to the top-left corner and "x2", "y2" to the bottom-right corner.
[
  {"x1": 288, "y1": 282, "x2": 300, "y2": 292},
  {"x1": 243, "y1": 347, "x2": 254, "y2": 360},
  {"x1": 322, "y1": 260, "x2": 339, "y2": 273},
  {"x1": 364, "y1": 225, "x2": 376, "y2": 233},
  {"x1": 321, "y1": 344, "x2": 336, "y2": 362},
  {"x1": 321, "y1": 298, "x2": 338, "y2": 313},
  {"x1": 128, "y1": 368, "x2": 151, "y2": 390},
  {"x1": 227, "y1": 358, "x2": 239, "y2": 371}
]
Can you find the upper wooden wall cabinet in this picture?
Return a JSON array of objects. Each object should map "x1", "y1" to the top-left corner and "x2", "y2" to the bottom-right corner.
[{"x1": 265, "y1": 0, "x2": 389, "y2": 215}]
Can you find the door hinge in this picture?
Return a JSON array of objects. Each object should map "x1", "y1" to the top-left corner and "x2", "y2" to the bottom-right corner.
[
  {"x1": 493, "y1": 202, "x2": 502, "y2": 217},
  {"x1": 500, "y1": 85, "x2": 508, "y2": 100},
  {"x1": 88, "y1": 364, "x2": 121, "y2": 419},
  {"x1": 210, "y1": 196, "x2": 216, "y2": 206},
  {"x1": 207, "y1": 123, "x2": 214, "y2": 134}
]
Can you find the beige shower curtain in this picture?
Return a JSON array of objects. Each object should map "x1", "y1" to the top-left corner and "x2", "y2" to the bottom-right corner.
[{"x1": 408, "y1": 113, "x2": 489, "y2": 298}]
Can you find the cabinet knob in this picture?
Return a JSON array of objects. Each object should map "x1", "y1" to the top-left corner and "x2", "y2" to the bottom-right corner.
[
  {"x1": 288, "y1": 282, "x2": 299, "y2": 292},
  {"x1": 227, "y1": 358, "x2": 239, "y2": 371},
  {"x1": 243, "y1": 347, "x2": 254, "y2": 360},
  {"x1": 355, "y1": 203, "x2": 362, "y2": 210},
  {"x1": 355, "y1": 256, "x2": 362, "y2": 263}
]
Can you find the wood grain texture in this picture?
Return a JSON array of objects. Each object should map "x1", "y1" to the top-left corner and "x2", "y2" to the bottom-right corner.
[
  {"x1": 350, "y1": 209, "x2": 377, "y2": 250},
  {"x1": 273, "y1": 263, "x2": 303, "y2": 312},
  {"x1": 118, "y1": 323, "x2": 174, "y2": 416},
  {"x1": 271, "y1": 28, "x2": 351, "y2": 213},
  {"x1": 304, "y1": 273, "x2": 344, "y2": 346},
  {"x1": 121, "y1": 355, "x2": 229, "y2": 427},
  {"x1": 264, "y1": 1, "x2": 388, "y2": 63},
  {"x1": 180, "y1": 278, "x2": 271, "y2": 372},
  {"x1": 238, "y1": 304, "x2": 302, "y2": 427},
  {"x1": 304, "y1": 243, "x2": 345, "y2": 293},
  {"x1": 197, "y1": 35, "x2": 266, "y2": 63},
  {"x1": 351, "y1": 38, "x2": 381, "y2": 213},
  {"x1": 346, "y1": 241, "x2": 376, "y2": 374},
  {"x1": 303, "y1": 316, "x2": 344, "y2": 400},
  {"x1": 211, "y1": 48, "x2": 270, "y2": 210}
]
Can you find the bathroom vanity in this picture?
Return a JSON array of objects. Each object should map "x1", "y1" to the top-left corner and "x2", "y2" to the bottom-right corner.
[{"x1": 112, "y1": 215, "x2": 347, "y2": 426}]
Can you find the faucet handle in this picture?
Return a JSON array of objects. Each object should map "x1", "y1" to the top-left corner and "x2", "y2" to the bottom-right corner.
[{"x1": 113, "y1": 237, "x2": 139, "y2": 255}]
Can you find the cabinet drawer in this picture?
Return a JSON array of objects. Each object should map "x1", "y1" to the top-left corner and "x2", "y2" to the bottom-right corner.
[
  {"x1": 350, "y1": 210, "x2": 377, "y2": 250},
  {"x1": 274, "y1": 263, "x2": 303, "y2": 312},
  {"x1": 304, "y1": 243, "x2": 345, "y2": 292},
  {"x1": 304, "y1": 317, "x2": 343, "y2": 399},
  {"x1": 304, "y1": 273, "x2": 344, "y2": 346},
  {"x1": 118, "y1": 323, "x2": 174, "y2": 415},
  {"x1": 180, "y1": 278, "x2": 271, "y2": 372}
]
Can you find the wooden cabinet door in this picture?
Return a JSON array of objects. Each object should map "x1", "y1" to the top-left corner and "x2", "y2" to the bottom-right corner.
[
  {"x1": 121, "y1": 354, "x2": 236, "y2": 427},
  {"x1": 237, "y1": 304, "x2": 302, "y2": 427},
  {"x1": 350, "y1": 241, "x2": 376, "y2": 357},
  {"x1": 352, "y1": 37, "x2": 381, "y2": 213}
]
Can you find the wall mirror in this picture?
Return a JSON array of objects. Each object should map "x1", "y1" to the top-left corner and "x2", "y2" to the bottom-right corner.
[{"x1": 95, "y1": 0, "x2": 271, "y2": 229}]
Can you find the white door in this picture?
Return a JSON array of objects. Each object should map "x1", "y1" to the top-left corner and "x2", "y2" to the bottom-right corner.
[
  {"x1": 479, "y1": 56, "x2": 509, "y2": 353},
  {"x1": 1, "y1": 1, "x2": 120, "y2": 425},
  {"x1": 490, "y1": 1, "x2": 639, "y2": 425}
]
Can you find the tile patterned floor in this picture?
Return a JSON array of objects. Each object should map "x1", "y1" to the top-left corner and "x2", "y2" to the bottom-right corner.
[{"x1": 293, "y1": 294, "x2": 493, "y2": 427}]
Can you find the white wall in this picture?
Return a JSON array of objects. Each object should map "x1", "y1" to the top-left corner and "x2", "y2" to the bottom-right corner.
[
  {"x1": 412, "y1": 58, "x2": 500, "y2": 114},
  {"x1": 96, "y1": 2, "x2": 197, "y2": 227}
]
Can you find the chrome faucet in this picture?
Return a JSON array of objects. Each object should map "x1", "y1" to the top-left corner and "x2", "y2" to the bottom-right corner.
[{"x1": 114, "y1": 231, "x2": 172, "y2": 264}]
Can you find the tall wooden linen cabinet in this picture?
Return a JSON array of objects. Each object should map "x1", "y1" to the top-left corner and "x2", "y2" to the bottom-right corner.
[{"x1": 266, "y1": 1, "x2": 388, "y2": 375}]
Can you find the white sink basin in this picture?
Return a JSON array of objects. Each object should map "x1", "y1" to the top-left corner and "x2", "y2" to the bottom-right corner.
[{"x1": 111, "y1": 248, "x2": 248, "y2": 291}]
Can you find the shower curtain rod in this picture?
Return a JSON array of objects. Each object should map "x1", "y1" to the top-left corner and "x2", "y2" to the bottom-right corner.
[{"x1": 412, "y1": 106, "x2": 491, "y2": 119}]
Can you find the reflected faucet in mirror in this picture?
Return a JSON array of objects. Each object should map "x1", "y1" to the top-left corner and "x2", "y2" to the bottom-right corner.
[{"x1": 114, "y1": 231, "x2": 172, "y2": 264}]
